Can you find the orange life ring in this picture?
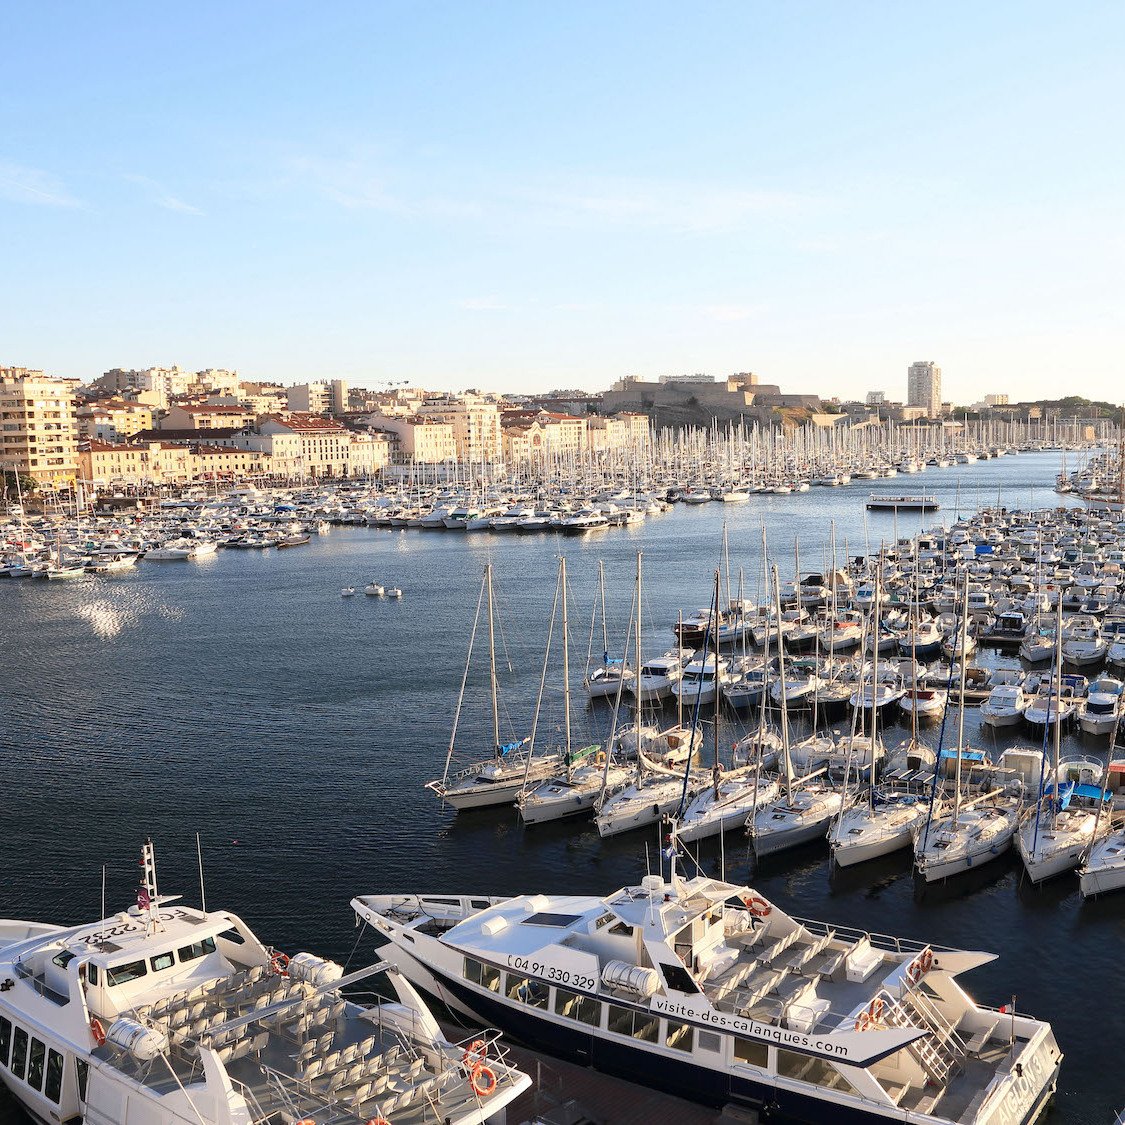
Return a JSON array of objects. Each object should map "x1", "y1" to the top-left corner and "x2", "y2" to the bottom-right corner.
[
  {"x1": 462, "y1": 1039, "x2": 487, "y2": 1066},
  {"x1": 919, "y1": 948, "x2": 933, "y2": 974},
  {"x1": 743, "y1": 895, "x2": 772, "y2": 918},
  {"x1": 90, "y1": 1017, "x2": 107, "y2": 1047},
  {"x1": 365, "y1": 1118, "x2": 391, "y2": 1125},
  {"x1": 906, "y1": 958, "x2": 922, "y2": 985},
  {"x1": 270, "y1": 952, "x2": 290, "y2": 976},
  {"x1": 470, "y1": 1064, "x2": 497, "y2": 1097},
  {"x1": 854, "y1": 1011, "x2": 871, "y2": 1032},
  {"x1": 867, "y1": 997, "x2": 885, "y2": 1025}
]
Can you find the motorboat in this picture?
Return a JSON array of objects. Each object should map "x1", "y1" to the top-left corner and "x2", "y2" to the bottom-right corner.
[
  {"x1": 632, "y1": 650, "x2": 689, "y2": 701},
  {"x1": 354, "y1": 869, "x2": 1061, "y2": 1123},
  {"x1": 1079, "y1": 676, "x2": 1124, "y2": 736},
  {"x1": 0, "y1": 840, "x2": 531, "y2": 1125},
  {"x1": 979, "y1": 683, "x2": 1030, "y2": 729},
  {"x1": 670, "y1": 654, "x2": 730, "y2": 709}
]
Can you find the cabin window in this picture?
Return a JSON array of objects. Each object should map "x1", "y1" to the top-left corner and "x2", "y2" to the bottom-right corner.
[
  {"x1": 465, "y1": 958, "x2": 501, "y2": 993},
  {"x1": 218, "y1": 927, "x2": 246, "y2": 945},
  {"x1": 178, "y1": 937, "x2": 216, "y2": 963},
  {"x1": 554, "y1": 989, "x2": 601, "y2": 1025},
  {"x1": 608, "y1": 921, "x2": 632, "y2": 937},
  {"x1": 698, "y1": 1030, "x2": 722, "y2": 1053},
  {"x1": 107, "y1": 959, "x2": 148, "y2": 987},
  {"x1": 506, "y1": 975, "x2": 548, "y2": 1009},
  {"x1": 471, "y1": 900, "x2": 491, "y2": 911},
  {"x1": 75, "y1": 1058, "x2": 89, "y2": 1102},
  {"x1": 44, "y1": 1050, "x2": 63, "y2": 1103},
  {"x1": 151, "y1": 952, "x2": 174, "y2": 972},
  {"x1": 86, "y1": 964, "x2": 99, "y2": 986},
  {"x1": 734, "y1": 1037, "x2": 769, "y2": 1068},
  {"x1": 27, "y1": 1037, "x2": 45, "y2": 1090},
  {"x1": 777, "y1": 1049, "x2": 855, "y2": 1092},
  {"x1": 10, "y1": 1028, "x2": 26, "y2": 1079},
  {"x1": 607, "y1": 1005, "x2": 659, "y2": 1043},
  {"x1": 52, "y1": 951, "x2": 75, "y2": 969},
  {"x1": 0, "y1": 1017, "x2": 9, "y2": 1066},
  {"x1": 665, "y1": 1021, "x2": 694, "y2": 1052}
]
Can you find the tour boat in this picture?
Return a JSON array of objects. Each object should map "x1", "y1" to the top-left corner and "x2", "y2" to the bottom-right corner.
[
  {"x1": 0, "y1": 840, "x2": 530, "y2": 1125},
  {"x1": 354, "y1": 867, "x2": 1061, "y2": 1124}
]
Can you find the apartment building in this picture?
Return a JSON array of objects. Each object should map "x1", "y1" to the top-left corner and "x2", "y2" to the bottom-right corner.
[
  {"x1": 0, "y1": 367, "x2": 81, "y2": 488},
  {"x1": 416, "y1": 396, "x2": 502, "y2": 461},
  {"x1": 76, "y1": 399, "x2": 155, "y2": 442}
]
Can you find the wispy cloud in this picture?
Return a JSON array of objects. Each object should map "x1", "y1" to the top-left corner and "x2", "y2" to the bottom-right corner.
[
  {"x1": 532, "y1": 179, "x2": 807, "y2": 233},
  {"x1": 0, "y1": 161, "x2": 83, "y2": 208},
  {"x1": 457, "y1": 296, "x2": 508, "y2": 311},
  {"x1": 125, "y1": 174, "x2": 204, "y2": 216},
  {"x1": 698, "y1": 303, "x2": 767, "y2": 322}
]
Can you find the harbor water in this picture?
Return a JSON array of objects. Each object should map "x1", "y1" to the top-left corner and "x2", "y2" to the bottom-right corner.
[{"x1": 1, "y1": 452, "x2": 1120, "y2": 1123}]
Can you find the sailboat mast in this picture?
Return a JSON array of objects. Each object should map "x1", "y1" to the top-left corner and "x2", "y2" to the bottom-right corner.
[
  {"x1": 773, "y1": 564, "x2": 794, "y2": 800},
  {"x1": 713, "y1": 568, "x2": 722, "y2": 797},
  {"x1": 635, "y1": 551, "x2": 643, "y2": 766},
  {"x1": 953, "y1": 572, "x2": 969, "y2": 823},
  {"x1": 561, "y1": 555, "x2": 572, "y2": 774},
  {"x1": 486, "y1": 562, "x2": 501, "y2": 754}
]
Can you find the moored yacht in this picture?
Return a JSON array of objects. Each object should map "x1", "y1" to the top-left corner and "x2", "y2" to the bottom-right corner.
[
  {"x1": 0, "y1": 840, "x2": 530, "y2": 1125},
  {"x1": 354, "y1": 868, "x2": 1061, "y2": 1124}
]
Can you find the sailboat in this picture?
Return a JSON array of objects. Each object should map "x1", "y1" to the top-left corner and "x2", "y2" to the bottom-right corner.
[
  {"x1": 426, "y1": 564, "x2": 561, "y2": 811},
  {"x1": 520, "y1": 557, "x2": 631, "y2": 824},
  {"x1": 831, "y1": 567, "x2": 933, "y2": 867},
  {"x1": 1017, "y1": 613, "x2": 1113, "y2": 882},
  {"x1": 915, "y1": 577, "x2": 1023, "y2": 882},
  {"x1": 747, "y1": 565, "x2": 847, "y2": 857},
  {"x1": 677, "y1": 570, "x2": 779, "y2": 842},
  {"x1": 583, "y1": 560, "x2": 634, "y2": 698},
  {"x1": 596, "y1": 580, "x2": 710, "y2": 838}
]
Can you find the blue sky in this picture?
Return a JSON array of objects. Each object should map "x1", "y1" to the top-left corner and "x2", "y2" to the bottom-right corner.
[{"x1": 2, "y1": 3, "x2": 1122, "y2": 402}]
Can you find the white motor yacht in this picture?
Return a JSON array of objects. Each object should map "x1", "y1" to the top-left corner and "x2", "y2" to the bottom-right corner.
[
  {"x1": 1078, "y1": 676, "x2": 1124, "y2": 736},
  {"x1": 631, "y1": 649, "x2": 690, "y2": 701},
  {"x1": 0, "y1": 840, "x2": 530, "y2": 1125},
  {"x1": 354, "y1": 869, "x2": 1061, "y2": 1125},
  {"x1": 979, "y1": 683, "x2": 1030, "y2": 728},
  {"x1": 670, "y1": 654, "x2": 730, "y2": 709}
]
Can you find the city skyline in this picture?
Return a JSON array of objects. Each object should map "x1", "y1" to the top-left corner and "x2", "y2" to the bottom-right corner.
[{"x1": 3, "y1": 4, "x2": 1123, "y2": 402}]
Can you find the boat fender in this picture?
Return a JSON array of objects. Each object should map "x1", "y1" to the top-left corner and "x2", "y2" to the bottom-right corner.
[{"x1": 595, "y1": 751, "x2": 606, "y2": 766}]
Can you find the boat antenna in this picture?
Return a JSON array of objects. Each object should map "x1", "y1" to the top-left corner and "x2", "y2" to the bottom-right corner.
[
  {"x1": 196, "y1": 832, "x2": 207, "y2": 913},
  {"x1": 101, "y1": 864, "x2": 106, "y2": 920}
]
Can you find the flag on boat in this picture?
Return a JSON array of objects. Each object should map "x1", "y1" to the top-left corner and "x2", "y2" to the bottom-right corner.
[{"x1": 137, "y1": 886, "x2": 151, "y2": 911}]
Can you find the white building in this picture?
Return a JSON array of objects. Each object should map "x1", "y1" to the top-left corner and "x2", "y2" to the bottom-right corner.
[
  {"x1": 906, "y1": 361, "x2": 942, "y2": 418},
  {"x1": 286, "y1": 380, "x2": 349, "y2": 416}
]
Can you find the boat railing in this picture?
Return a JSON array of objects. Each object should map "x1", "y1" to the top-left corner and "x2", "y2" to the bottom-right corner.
[
  {"x1": 11, "y1": 962, "x2": 69, "y2": 1006},
  {"x1": 789, "y1": 917, "x2": 953, "y2": 957}
]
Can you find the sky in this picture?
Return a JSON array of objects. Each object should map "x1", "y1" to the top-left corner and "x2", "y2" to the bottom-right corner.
[{"x1": 2, "y1": 3, "x2": 1123, "y2": 403}]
